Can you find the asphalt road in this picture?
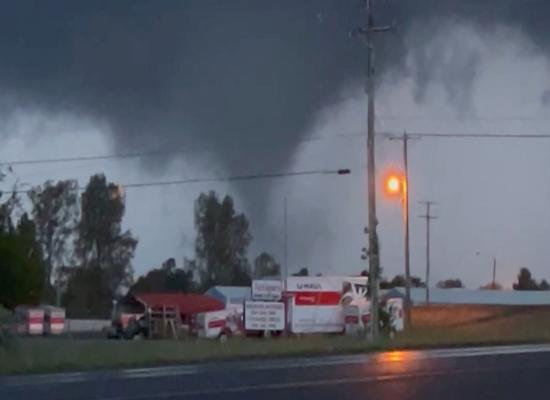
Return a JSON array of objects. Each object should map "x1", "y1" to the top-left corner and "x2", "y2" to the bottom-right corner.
[{"x1": 3, "y1": 344, "x2": 550, "y2": 399}]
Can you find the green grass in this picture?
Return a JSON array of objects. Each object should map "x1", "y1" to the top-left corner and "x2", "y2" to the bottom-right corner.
[
  {"x1": 3, "y1": 306, "x2": 550, "y2": 375},
  {"x1": 0, "y1": 336, "x2": 382, "y2": 375}
]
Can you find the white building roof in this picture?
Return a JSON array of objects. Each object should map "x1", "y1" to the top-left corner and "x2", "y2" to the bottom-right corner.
[
  {"x1": 205, "y1": 286, "x2": 252, "y2": 305},
  {"x1": 386, "y1": 287, "x2": 550, "y2": 306}
]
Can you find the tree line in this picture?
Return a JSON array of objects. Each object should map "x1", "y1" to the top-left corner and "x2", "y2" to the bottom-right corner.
[
  {"x1": 3, "y1": 172, "x2": 550, "y2": 318},
  {"x1": 0, "y1": 183, "x2": 285, "y2": 317},
  {"x1": 0, "y1": 174, "x2": 138, "y2": 317}
]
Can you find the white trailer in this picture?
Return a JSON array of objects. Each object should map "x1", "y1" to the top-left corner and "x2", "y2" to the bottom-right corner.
[
  {"x1": 194, "y1": 309, "x2": 243, "y2": 340},
  {"x1": 284, "y1": 276, "x2": 369, "y2": 334}
]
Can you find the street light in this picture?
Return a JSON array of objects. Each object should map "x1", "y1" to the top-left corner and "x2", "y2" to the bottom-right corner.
[
  {"x1": 283, "y1": 167, "x2": 352, "y2": 285},
  {"x1": 386, "y1": 176, "x2": 402, "y2": 196},
  {"x1": 382, "y1": 170, "x2": 412, "y2": 330},
  {"x1": 384, "y1": 173, "x2": 405, "y2": 199}
]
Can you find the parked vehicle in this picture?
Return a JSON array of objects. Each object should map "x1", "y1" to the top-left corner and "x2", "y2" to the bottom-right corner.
[
  {"x1": 194, "y1": 309, "x2": 244, "y2": 341},
  {"x1": 284, "y1": 276, "x2": 369, "y2": 334}
]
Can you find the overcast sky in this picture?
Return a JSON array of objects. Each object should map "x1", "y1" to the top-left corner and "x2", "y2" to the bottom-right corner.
[{"x1": 1, "y1": 1, "x2": 550, "y2": 288}]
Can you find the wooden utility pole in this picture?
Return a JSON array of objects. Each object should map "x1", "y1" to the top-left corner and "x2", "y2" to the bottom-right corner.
[
  {"x1": 493, "y1": 257, "x2": 497, "y2": 289},
  {"x1": 386, "y1": 132, "x2": 420, "y2": 328},
  {"x1": 354, "y1": 0, "x2": 392, "y2": 341},
  {"x1": 419, "y1": 201, "x2": 438, "y2": 305},
  {"x1": 403, "y1": 133, "x2": 412, "y2": 328},
  {"x1": 284, "y1": 196, "x2": 288, "y2": 288}
]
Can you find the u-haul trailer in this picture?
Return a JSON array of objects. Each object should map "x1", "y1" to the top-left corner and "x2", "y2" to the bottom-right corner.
[
  {"x1": 284, "y1": 276, "x2": 369, "y2": 334},
  {"x1": 194, "y1": 309, "x2": 244, "y2": 340}
]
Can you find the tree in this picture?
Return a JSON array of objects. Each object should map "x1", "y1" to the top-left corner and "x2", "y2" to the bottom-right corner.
[
  {"x1": 28, "y1": 180, "x2": 79, "y2": 299},
  {"x1": 292, "y1": 267, "x2": 309, "y2": 277},
  {"x1": 253, "y1": 252, "x2": 281, "y2": 279},
  {"x1": 131, "y1": 258, "x2": 196, "y2": 293},
  {"x1": 194, "y1": 191, "x2": 252, "y2": 289},
  {"x1": 0, "y1": 187, "x2": 21, "y2": 234},
  {"x1": 62, "y1": 267, "x2": 112, "y2": 318},
  {"x1": 0, "y1": 214, "x2": 44, "y2": 309},
  {"x1": 540, "y1": 279, "x2": 550, "y2": 291},
  {"x1": 513, "y1": 267, "x2": 540, "y2": 291},
  {"x1": 437, "y1": 279, "x2": 464, "y2": 289},
  {"x1": 380, "y1": 275, "x2": 425, "y2": 289},
  {"x1": 75, "y1": 174, "x2": 138, "y2": 295}
]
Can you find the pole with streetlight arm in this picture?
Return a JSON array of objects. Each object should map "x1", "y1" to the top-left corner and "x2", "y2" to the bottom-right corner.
[
  {"x1": 352, "y1": 0, "x2": 393, "y2": 342},
  {"x1": 403, "y1": 133, "x2": 412, "y2": 329},
  {"x1": 283, "y1": 169, "x2": 351, "y2": 280},
  {"x1": 385, "y1": 132, "x2": 413, "y2": 330}
]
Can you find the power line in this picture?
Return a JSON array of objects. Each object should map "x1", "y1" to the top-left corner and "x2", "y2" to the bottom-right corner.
[
  {"x1": 379, "y1": 115, "x2": 550, "y2": 122},
  {"x1": 384, "y1": 132, "x2": 550, "y2": 139},
  {"x1": 0, "y1": 133, "x2": 365, "y2": 167},
  {"x1": 4, "y1": 168, "x2": 352, "y2": 194},
  {"x1": 3, "y1": 130, "x2": 550, "y2": 169}
]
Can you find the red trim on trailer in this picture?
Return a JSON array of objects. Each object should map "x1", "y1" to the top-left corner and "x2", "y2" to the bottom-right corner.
[
  {"x1": 289, "y1": 291, "x2": 342, "y2": 306},
  {"x1": 208, "y1": 319, "x2": 226, "y2": 329},
  {"x1": 29, "y1": 316, "x2": 44, "y2": 324}
]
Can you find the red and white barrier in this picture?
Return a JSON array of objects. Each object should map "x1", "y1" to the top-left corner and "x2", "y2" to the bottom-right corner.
[
  {"x1": 15, "y1": 306, "x2": 44, "y2": 336},
  {"x1": 43, "y1": 306, "x2": 66, "y2": 335}
]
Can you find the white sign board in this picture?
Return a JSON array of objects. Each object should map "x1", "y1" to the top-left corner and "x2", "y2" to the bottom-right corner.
[
  {"x1": 245, "y1": 301, "x2": 285, "y2": 331},
  {"x1": 252, "y1": 280, "x2": 283, "y2": 301}
]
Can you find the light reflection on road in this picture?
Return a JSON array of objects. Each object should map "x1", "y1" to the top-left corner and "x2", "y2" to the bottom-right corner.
[{"x1": 365, "y1": 349, "x2": 436, "y2": 376}]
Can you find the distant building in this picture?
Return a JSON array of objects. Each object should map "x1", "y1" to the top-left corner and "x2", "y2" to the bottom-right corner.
[
  {"x1": 204, "y1": 286, "x2": 251, "y2": 313},
  {"x1": 383, "y1": 287, "x2": 550, "y2": 306}
]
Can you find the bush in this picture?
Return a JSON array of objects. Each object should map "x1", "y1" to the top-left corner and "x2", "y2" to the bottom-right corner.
[{"x1": 0, "y1": 306, "x2": 17, "y2": 352}]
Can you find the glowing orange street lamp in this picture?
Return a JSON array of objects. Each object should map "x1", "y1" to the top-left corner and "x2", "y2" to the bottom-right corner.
[
  {"x1": 383, "y1": 173, "x2": 406, "y2": 199},
  {"x1": 386, "y1": 175, "x2": 401, "y2": 196}
]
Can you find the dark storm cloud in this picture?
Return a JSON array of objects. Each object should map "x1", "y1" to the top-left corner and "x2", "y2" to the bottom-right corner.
[
  {"x1": 1, "y1": 0, "x2": 550, "y2": 166},
  {"x1": 0, "y1": 1, "x2": 362, "y2": 167},
  {"x1": 376, "y1": 0, "x2": 550, "y2": 109}
]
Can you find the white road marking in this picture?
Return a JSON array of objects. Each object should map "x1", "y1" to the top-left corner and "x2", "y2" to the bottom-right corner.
[
  {"x1": 3, "y1": 372, "x2": 88, "y2": 386},
  {"x1": 3, "y1": 343, "x2": 550, "y2": 387},
  {"x1": 96, "y1": 365, "x2": 521, "y2": 400},
  {"x1": 119, "y1": 366, "x2": 199, "y2": 379}
]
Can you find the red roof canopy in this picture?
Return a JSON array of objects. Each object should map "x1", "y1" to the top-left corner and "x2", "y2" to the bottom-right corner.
[{"x1": 133, "y1": 293, "x2": 224, "y2": 315}]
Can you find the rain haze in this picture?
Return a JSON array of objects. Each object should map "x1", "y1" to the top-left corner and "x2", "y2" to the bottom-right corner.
[{"x1": 1, "y1": 0, "x2": 550, "y2": 288}]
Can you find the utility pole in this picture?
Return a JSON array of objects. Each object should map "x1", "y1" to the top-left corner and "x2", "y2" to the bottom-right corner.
[
  {"x1": 387, "y1": 132, "x2": 414, "y2": 328},
  {"x1": 354, "y1": 0, "x2": 392, "y2": 341},
  {"x1": 402, "y1": 132, "x2": 412, "y2": 328},
  {"x1": 493, "y1": 257, "x2": 497, "y2": 289},
  {"x1": 284, "y1": 196, "x2": 288, "y2": 289},
  {"x1": 419, "y1": 201, "x2": 438, "y2": 305}
]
